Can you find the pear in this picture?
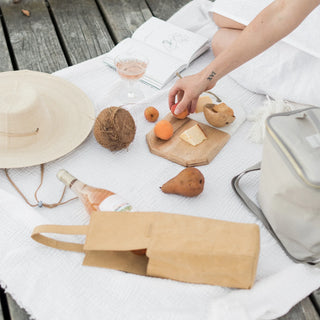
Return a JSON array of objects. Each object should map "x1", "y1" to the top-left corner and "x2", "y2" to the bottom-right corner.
[
  {"x1": 203, "y1": 103, "x2": 235, "y2": 128},
  {"x1": 161, "y1": 168, "x2": 205, "y2": 197}
]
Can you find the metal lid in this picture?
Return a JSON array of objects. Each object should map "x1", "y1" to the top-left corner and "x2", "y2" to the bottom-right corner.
[{"x1": 266, "y1": 107, "x2": 320, "y2": 188}]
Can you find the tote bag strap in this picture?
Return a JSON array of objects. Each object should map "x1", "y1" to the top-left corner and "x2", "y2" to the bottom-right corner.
[
  {"x1": 231, "y1": 162, "x2": 320, "y2": 267},
  {"x1": 32, "y1": 225, "x2": 88, "y2": 253}
]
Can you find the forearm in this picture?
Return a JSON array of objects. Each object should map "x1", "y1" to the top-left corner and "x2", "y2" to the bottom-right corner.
[{"x1": 203, "y1": 0, "x2": 320, "y2": 87}]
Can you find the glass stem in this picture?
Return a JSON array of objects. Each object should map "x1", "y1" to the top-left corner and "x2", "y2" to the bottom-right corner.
[{"x1": 127, "y1": 80, "x2": 136, "y2": 98}]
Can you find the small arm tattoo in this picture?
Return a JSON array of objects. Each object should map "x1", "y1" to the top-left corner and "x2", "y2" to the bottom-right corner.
[{"x1": 207, "y1": 71, "x2": 216, "y2": 81}]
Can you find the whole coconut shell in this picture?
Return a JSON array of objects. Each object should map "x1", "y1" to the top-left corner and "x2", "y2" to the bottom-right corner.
[{"x1": 94, "y1": 107, "x2": 136, "y2": 151}]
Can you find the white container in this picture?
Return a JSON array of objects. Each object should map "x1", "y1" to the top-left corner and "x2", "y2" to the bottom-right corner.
[
  {"x1": 233, "y1": 107, "x2": 320, "y2": 265},
  {"x1": 259, "y1": 107, "x2": 320, "y2": 263}
]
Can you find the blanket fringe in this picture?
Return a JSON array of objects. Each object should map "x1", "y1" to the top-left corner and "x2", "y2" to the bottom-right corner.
[{"x1": 247, "y1": 96, "x2": 303, "y2": 144}]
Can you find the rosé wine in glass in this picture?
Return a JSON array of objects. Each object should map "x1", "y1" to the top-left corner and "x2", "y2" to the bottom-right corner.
[
  {"x1": 114, "y1": 53, "x2": 148, "y2": 102},
  {"x1": 116, "y1": 59, "x2": 147, "y2": 80}
]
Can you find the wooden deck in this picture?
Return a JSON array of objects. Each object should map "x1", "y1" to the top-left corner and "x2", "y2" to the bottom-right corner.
[{"x1": 0, "y1": 0, "x2": 319, "y2": 319}]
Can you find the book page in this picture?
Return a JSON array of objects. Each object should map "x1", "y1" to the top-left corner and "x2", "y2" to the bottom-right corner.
[
  {"x1": 132, "y1": 17, "x2": 209, "y2": 65},
  {"x1": 104, "y1": 38, "x2": 185, "y2": 89}
]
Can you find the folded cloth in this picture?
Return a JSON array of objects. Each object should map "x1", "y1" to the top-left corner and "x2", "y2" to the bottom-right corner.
[
  {"x1": 172, "y1": 0, "x2": 320, "y2": 107},
  {"x1": 1, "y1": 1, "x2": 320, "y2": 320}
]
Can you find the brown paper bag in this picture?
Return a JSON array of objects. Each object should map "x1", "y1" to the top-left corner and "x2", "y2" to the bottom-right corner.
[{"x1": 32, "y1": 211, "x2": 260, "y2": 289}]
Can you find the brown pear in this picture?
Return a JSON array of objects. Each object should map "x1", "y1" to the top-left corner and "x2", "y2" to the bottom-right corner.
[
  {"x1": 160, "y1": 168, "x2": 205, "y2": 197},
  {"x1": 204, "y1": 103, "x2": 235, "y2": 127}
]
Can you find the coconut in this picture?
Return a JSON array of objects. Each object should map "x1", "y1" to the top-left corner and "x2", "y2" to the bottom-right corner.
[{"x1": 93, "y1": 107, "x2": 136, "y2": 151}]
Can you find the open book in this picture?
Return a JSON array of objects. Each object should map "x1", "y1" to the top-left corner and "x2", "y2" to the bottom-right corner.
[{"x1": 104, "y1": 17, "x2": 210, "y2": 89}]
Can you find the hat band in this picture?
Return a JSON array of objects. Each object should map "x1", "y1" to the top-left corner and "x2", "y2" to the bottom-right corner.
[{"x1": 0, "y1": 128, "x2": 39, "y2": 137}]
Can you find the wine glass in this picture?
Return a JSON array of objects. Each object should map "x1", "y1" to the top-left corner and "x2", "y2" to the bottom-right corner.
[{"x1": 114, "y1": 53, "x2": 148, "y2": 103}]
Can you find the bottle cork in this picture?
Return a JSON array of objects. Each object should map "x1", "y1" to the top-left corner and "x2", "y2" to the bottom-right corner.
[{"x1": 57, "y1": 169, "x2": 77, "y2": 187}]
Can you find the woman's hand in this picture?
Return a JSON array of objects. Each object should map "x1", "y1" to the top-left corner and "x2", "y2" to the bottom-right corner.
[{"x1": 168, "y1": 71, "x2": 216, "y2": 115}]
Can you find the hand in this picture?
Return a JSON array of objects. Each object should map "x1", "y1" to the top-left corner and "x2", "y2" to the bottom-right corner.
[{"x1": 168, "y1": 72, "x2": 216, "y2": 115}]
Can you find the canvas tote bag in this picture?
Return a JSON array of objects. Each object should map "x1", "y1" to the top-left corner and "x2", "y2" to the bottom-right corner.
[
  {"x1": 232, "y1": 107, "x2": 320, "y2": 266},
  {"x1": 32, "y1": 210, "x2": 260, "y2": 289}
]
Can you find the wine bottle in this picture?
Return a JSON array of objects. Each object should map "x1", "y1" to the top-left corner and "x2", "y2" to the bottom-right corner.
[
  {"x1": 57, "y1": 169, "x2": 146, "y2": 255},
  {"x1": 57, "y1": 169, "x2": 132, "y2": 214}
]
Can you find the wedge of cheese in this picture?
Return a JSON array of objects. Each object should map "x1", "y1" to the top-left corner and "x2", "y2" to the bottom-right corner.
[
  {"x1": 179, "y1": 124, "x2": 207, "y2": 146},
  {"x1": 195, "y1": 96, "x2": 212, "y2": 113}
]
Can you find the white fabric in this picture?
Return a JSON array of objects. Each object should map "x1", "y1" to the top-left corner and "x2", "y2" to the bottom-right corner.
[
  {"x1": 1, "y1": 1, "x2": 320, "y2": 320},
  {"x1": 206, "y1": 0, "x2": 320, "y2": 107},
  {"x1": 246, "y1": 97, "x2": 302, "y2": 143},
  {"x1": 210, "y1": 0, "x2": 320, "y2": 59},
  {"x1": 227, "y1": 41, "x2": 320, "y2": 107}
]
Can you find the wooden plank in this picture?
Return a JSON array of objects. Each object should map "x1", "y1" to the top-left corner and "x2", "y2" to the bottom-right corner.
[
  {"x1": 97, "y1": 0, "x2": 152, "y2": 43},
  {"x1": 145, "y1": 0, "x2": 191, "y2": 20},
  {"x1": 7, "y1": 294, "x2": 30, "y2": 320},
  {"x1": 0, "y1": 287, "x2": 7, "y2": 320},
  {"x1": 276, "y1": 297, "x2": 320, "y2": 320},
  {"x1": 311, "y1": 288, "x2": 320, "y2": 314},
  {"x1": 1, "y1": 0, "x2": 68, "y2": 73},
  {"x1": 0, "y1": 292, "x2": 4, "y2": 320},
  {"x1": 48, "y1": 0, "x2": 114, "y2": 65},
  {"x1": 0, "y1": 14, "x2": 13, "y2": 71}
]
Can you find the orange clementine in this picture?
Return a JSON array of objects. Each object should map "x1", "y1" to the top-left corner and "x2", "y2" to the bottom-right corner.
[
  {"x1": 154, "y1": 120, "x2": 173, "y2": 140},
  {"x1": 171, "y1": 103, "x2": 189, "y2": 119},
  {"x1": 144, "y1": 106, "x2": 159, "y2": 122}
]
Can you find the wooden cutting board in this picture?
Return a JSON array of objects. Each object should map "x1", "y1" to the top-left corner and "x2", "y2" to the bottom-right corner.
[{"x1": 146, "y1": 113, "x2": 230, "y2": 167}]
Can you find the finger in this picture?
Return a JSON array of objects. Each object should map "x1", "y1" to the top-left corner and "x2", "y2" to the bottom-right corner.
[
  {"x1": 187, "y1": 102, "x2": 193, "y2": 114},
  {"x1": 177, "y1": 90, "x2": 184, "y2": 103},
  {"x1": 168, "y1": 86, "x2": 180, "y2": 109},
  {"x1": 174, "y1": 95, "x2": 190, "y2": 115},
  {"x1": 190, "y1": 98, "x2": 198, "y2": 114}
]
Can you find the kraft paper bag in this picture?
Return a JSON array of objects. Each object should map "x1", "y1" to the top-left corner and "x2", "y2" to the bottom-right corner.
[{"x1": 32, "y1": 211, "x2": 260, "y2": 289}]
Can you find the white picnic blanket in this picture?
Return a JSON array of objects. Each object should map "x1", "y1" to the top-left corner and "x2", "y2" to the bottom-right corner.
[{"x1": 0, "y1": 1, "x2": 320, "y2": 320}]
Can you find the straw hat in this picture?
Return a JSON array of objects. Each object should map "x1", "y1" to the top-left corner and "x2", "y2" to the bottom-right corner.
[{"x1": 0, "y1": 70, "x2": 95, "y2": 168}]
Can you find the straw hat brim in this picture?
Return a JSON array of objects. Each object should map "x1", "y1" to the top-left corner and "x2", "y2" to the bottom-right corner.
[{"x1": 0, "y1": 70, "x2": 95, "y2": 168}]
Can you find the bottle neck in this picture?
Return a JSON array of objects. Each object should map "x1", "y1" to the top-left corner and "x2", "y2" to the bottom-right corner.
[
  {"x1": 69, "y1": 179, "x2": 86, "y2": 197},
  {"x1": 57, "y1": 169, "x2": 86, "y2": 197},
  {"x1": 57, "y1": 169, "x2": 76, "y2": 186}
]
